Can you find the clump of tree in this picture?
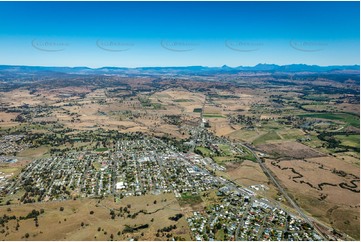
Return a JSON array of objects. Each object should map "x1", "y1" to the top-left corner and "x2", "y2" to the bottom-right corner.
[
  {"x1": 122, "y1": 224, "x2": 149, "y2": 234},
  {"x1": 169, "y1": 213, "x2": 183, "y2": 222},
  {"x1": 18, "y1": 209, "x2": 41, "y2": 220},
  {"x1": 110, "y1": 210, "x2": 116, "y2": 219},
  {"x1": 0, "y1": 214, "x2": 17, "y2": 226},
  {"x1": 158, "y1": 224, "x2": 177, "y2": 233}
]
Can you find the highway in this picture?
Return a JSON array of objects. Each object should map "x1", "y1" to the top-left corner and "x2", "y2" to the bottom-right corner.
[
  {"x1": 241, "y1": 143, "x2": 328, "y2": 240},
  {"x1": 194, "y1": 94, "x2": 332, "y2": 240}
]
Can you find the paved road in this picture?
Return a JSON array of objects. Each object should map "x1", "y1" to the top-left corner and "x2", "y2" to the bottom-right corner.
[
  {"x1": 237, "y1": 144, "x2": 355, "y2": 240},
  {"x1": 191, "y1": 94, "x2": 334, "y2": 240},
  {"x1": 241, "y1": 143, "x2": 327, "y2": 240}
]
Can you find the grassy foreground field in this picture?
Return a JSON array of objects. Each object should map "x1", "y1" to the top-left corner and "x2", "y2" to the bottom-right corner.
[
  {"x1": 0, "y1": 194, "x2": 191, "y2": 241},
  {"x1": 334, "y1": 134, "x2": 360, "y2": 149},
  {"x1": 252, "y1": 131, "x2": 282, "y2": 145}
]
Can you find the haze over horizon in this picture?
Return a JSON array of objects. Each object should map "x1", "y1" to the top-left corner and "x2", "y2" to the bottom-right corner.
[
  {"x1": 0, "y1": 1, "x2": 359, "y2": 68},
  {"x1": 0, "y1": 63, "x2": 360, "y2": 69}
]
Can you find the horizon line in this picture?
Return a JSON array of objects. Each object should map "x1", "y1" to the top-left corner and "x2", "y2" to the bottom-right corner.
[{"x1": 0, "y1": 63, "x2": 360, "y2": 69}]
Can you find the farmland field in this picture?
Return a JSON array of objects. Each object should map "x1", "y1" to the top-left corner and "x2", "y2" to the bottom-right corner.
[
  {"x1": 0, "y1": 63, "x2": 359, "y2": 241},
  {"x1": 0, "y1": 1, "x2": 359, "y2": 241},
  {"x1": 0, "y1": 194, "x2": 191, "y2": 241},
  {"x1": 265, "y1": 156, "x2": 360, "y2": 239},
  {"x1": 334, "y1": 134, "x2": 360, "y2": 149},
  {"x1": 252, "y1": 131, "x2": 282, "y2": 145},
  {"x1": 298, "y1": 113, "x2": 360, "y2": 128}
]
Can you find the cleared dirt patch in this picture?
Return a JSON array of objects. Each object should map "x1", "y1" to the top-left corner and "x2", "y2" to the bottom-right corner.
[
  {"x1": 225, "y1": 160, "x2": 269, "y2": 187},
  {"x1": 257, "y1": 141, "x2": 324, "y2": 159}
]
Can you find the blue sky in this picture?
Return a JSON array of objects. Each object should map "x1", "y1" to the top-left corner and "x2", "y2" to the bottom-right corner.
[{"x1": 0, "y1": 1, "x2": 359, "y2": 67}]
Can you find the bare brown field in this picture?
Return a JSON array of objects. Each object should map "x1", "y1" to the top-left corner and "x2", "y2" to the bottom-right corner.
[
  {"x1": 335, "y1": 103, "x2": 360, "y2": 115},
  {"x1": 224, "y1": 160, "x2": 279, "y2": 200},
  {"x1": 232, "y1": 89, "x2": 264, "y2": 108},
  {"x1": 265, "y1": 157, "x2": 360, "y2": 239},
  {"x1": 225, "y1": 160, "x2": 269, "y2": 187},
  {"x1": 307, "y1": 156, "x2": 359, "y2": 176},
  {"x1": 0, "y1": 193, "x2": 191, "y2": 241},
  {"x1": 210, "y1": 99, "x2": 241, "y2": 112},
  {"x1": 203, "y1": 105, "x2": 222, "y2": 115},
  {"x1": 0, "y1": 89, "x2": 42, "y2": 107},
  {"x1": 157, "y1": 88, "x2": 205, "y2": 101},
  {"x1": 208, "y1": 118, "x2": 235, "y2": 136},
  {"x1": 257, "y1": 141, "x2": 325, "y2": 159},
  {"x1": 295, "y1": 191, "x2": 360, "y2": 240},
  {"x1": 0, "y1": 112, "x2": 19, "y2": 122},
  {"x1": 71, "y1": 89, "x2": 199, "y2": 137},
  {"x1": 334, "y1": 152, "x2": 360, "y2": 166},
  {"x1": 209, "y1": 94, "x2": 246, "y2": 115},
  {"x1": 327, "y1": 206, "x2": 360, "y2": 240},
  {"x1": 0, "y1": 122, "x2": 20, "y2": 129},
  {"x1": 0, "y1": 87, "x2": 198, "y2": 138},
  {"x1": 151, "y1": 88, "x2": 205, "y2": 114}
]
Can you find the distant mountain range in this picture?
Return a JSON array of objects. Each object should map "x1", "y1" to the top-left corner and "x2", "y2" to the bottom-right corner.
[{"x1": 0, "y1": 64, "x2": 359, "y2": 76}]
